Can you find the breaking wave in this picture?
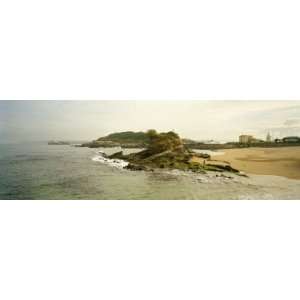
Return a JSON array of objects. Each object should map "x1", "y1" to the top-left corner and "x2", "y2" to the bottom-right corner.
[{"x1": 92, "y1": 151, "x2": 129, "y2": 169}]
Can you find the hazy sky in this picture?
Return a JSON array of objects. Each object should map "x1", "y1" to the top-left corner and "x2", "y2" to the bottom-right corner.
[{"x1": 1, "y1": 100, "x2": 300, "y2": 143}]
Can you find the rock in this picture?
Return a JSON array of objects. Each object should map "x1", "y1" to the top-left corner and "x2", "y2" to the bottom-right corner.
[
  {"x1": 238, "y1": 171, "x2": 248, "y2": 177},
  {"x1": 108, "y1": 151, "x2": 124, "y2": 159},
  {"x1": 222, "y1": 165, "x2": 239, "y2": 173},
  {"x1": 194, "y1": 152, "x2": 211, "y2": 159},
  {"x1": 125, "y1": 163, "x2": 147, "y2": 171},
  {"x1": 206, "y1": 163, "x2": 239, "y2": 173},
  {"x1": 98, "y1": 150, "x2": 108, "y2": 158},
  {"x1": 89, "y1": 130, "x2": 244, "y2": 175}
]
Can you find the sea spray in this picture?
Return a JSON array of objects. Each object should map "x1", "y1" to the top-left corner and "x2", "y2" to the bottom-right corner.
[{"x1": 92, "y1": 151, "x2": 129, "y2": 169}]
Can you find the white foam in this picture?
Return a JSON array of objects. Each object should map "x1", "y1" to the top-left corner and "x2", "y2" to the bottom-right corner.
[
  {"x1": 92, "y1": 153, "x2": 129, "y2": 169},
  {"x1": 193, "y1": 149, "x2": 225, "y2": 156}
]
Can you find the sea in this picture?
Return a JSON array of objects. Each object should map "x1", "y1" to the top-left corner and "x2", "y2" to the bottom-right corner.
[{"x1": 0, "y1": 142, "x2": 299, "y2": 200}]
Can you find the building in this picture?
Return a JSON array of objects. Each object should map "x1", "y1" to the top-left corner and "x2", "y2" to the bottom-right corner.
[
  {"x1": 239, "y1": 135, "x2": 254, "y2": 144},
  {"x1": 282, "y1": 136, "x2": 300, "y2": 143},
  {"x1": 266, "y1": 132, "x2": 271, "y2": 142},
  {"x1": 274, "y1": 138, "x2": 283, "y2": 143}
]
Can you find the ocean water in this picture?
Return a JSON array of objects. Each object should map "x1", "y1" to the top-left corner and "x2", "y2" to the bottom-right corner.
[{"x1": 0, "y1": 143, "x2": 299, "y2": 200}]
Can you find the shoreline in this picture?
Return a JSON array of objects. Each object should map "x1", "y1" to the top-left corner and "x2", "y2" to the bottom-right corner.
[
  {"x1": 91, "y1": 146, "x2": 300, "y2": 181},
  {"x1": 211, "y1": 146, "x2": 300, "y2": 180}
]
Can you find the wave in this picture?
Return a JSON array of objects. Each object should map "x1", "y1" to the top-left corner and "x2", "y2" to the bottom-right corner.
[
  {"x1": 92, "y1": 151, "x2": 129, "y2": 169},
  {"x1": 193, "y1": 149, "x2": 225, "y2": 156}
]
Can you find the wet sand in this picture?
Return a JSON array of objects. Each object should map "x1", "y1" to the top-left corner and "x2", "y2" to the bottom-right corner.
[{"x1": 211, "y1": 146, "x2": 300, "y2": 180}]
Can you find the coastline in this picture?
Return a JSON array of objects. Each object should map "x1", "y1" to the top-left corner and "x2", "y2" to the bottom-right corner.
[
  {"x1": 211, "y1": 146, "x2": 300, "y2": 180},
  {"x1": 1, "y1": 143, "x2": 300, "y2": 200}
]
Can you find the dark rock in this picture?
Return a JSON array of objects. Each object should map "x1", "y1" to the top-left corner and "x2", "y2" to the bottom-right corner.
[
  {"x1": 206, "y1": 163, "x2": 239, "y2": 173},
  {"x1": 108, "y1": 151, "x2": 124, "y2": 159},
  {"x1": 125, "y1": 163, "x2": 147, "y2": 171},
  {"x1": 222, "y1": 165, "x2": 239, "y2": 173},
  {"x1": 194, "y1": 152, "x2": 211, "y2": 159}
]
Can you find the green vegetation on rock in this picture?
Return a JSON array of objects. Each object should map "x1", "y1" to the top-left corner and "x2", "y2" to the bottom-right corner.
[
  {"x1": 146, "y1": 129, "x2": 183, "y2": 154},
  {"x1": 81, "y1": 131, "x2": 151, "y2": 148},
  {"x1": 98, "y1": 131, "x2": 150, "y2": 144}
]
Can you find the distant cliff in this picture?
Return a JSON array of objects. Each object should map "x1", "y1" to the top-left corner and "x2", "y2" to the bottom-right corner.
[
  {"x1": 81, "y1": 131, "x2": 151, "y2": 148},
  {"x1": 98, "y1": 131, "x2": 150, "y2": 145},
  {"x1": 48, "y1": 141, "x2": 70, "y2": 145}
]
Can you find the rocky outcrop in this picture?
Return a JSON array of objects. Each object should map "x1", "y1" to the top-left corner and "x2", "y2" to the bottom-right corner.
[
  {"x1": 108, "y1": 147, "x2": 204, "y2": 173},
  {"x1": 95, "y1": 130, "x2": 245, "y2": 176},
  {"x1": 108, "y1": 151, "x2": 124, "y2": 159},
  {"x1": 115, "y1": 146, "x2": 244, "y2": 175}
]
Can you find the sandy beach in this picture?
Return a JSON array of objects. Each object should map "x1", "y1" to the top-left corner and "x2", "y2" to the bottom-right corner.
[{"x1": 211, "y1": 146, "x2": 300, "y2": 180}]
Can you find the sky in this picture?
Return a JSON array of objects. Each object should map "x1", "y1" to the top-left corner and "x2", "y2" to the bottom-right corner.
[{"x1": 0, "y1": 100, "x2": 300, "y2": 143}]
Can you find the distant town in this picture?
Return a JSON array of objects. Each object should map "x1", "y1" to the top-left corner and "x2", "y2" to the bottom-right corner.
[{"x1": 238, "y1": 133, "x2": 300, "y2": 144}]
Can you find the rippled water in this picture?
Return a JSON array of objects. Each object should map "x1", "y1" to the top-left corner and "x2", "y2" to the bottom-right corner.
[{"x1": 0, "y1": 143, "x2": 299, "y2": 199}]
